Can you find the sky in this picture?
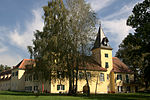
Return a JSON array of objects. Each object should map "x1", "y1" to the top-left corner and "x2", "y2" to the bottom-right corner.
[{"x1": 0, "y1": 0, "x2": 144, "y2": 67}]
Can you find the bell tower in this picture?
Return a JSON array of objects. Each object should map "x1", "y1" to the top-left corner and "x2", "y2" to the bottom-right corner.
[
  {"x1": 91, "y1": 25, "x2": 114, "y2": 93},
  {"x1": 91, "y1": 24, "x2": 113, "y2": 71}
]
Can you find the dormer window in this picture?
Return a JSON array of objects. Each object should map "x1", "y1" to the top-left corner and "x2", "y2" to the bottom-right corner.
[
  {"x1": 15, "y1": 71, "x2": 18, "y2": 76},
  {"x1": 12, "y1": 72, "x2": 14, "y2": 76}
]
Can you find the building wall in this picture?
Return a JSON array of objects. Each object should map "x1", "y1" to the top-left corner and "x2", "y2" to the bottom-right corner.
[
  {"x1": 0, "y1": 56, "x2": 136, "y2": 94},
  {"x1": 0, "y1": 80, "x2": 11, "y2": 91},
  {"x1": 110, "y1": 71, "x2": 115, "y2": 92},
  {"x1": 11, "y1": 68, "x2": 25, "y2": 91},
  {"x1": 0, "y1": 69, "x2": 136, "y2": 93},
  {"x1": 77, "y1": 70, "x2": 109, "y2": 93},
  {"x1": 92, "y1": 48, "x2": 113, "y2": 93},
  {"x1": 51, "y1": 78, "x2": 69, "y2": 93},
  {"x1": 23, "y1": 70, "x2": 110, "y2": 94},
  {"x1": 0, "y1": 72, "x2": 11, "y2": 91},
  {"x1": 114, "y1": 73, "x2": 135, "y2": 93},
  {"x1": 25, "y1": 75, "x2": 39, "y2": 92},
  {"x1": 24, "y1": 74, "x2": 50, "y2": 93}
]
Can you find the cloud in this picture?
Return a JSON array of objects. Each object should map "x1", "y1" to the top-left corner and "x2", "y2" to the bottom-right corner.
[
  {"x1": 102, "y1": 19, "x2": 132, "y2": 56},
  {"x1": 98, "y1": 0, "x2": 144, "y2": 56},
  {"x1": 104, "y1": 5, "x2": 133, "y2": 20},
  {"x1": 0, "y1": 8, "x2": 44, "y2": 66},
  {"x1": 0, "y1": 27, "x2": 9, "y2": 41},
  {"x1": 103, "y1": 19, "x2": 132, "y2": 42},
  {"x1": 0, "y1": 54, "x2": 22, "y2": 66},
  {"x1": 0, "y1": 43, "x2": 7, "y2": 53},
  {"x1": 86, "y1": 0, "x2": 115, "y2": 12},
  {"x1": 104, "y1": 0, "x2": 144, "y2": 20},
  {"x1": 0, "y1": 27, "x2": 9, "y2": 53},
  {"x1": 9, "y1": 8, "x2": 44, "y2": 50}
]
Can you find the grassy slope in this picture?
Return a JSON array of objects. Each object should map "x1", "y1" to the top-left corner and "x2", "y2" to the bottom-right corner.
[{"x1": 0, "y1": 91, "x2": 150, "y2": 100}]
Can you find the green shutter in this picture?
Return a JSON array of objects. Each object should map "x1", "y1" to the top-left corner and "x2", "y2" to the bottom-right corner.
[
  {"x1": 57, "y1": 85, "x2": 60, "y2": 90},
  {"x1": 62, "y1": 85, "x2": 65, "y2": 90}
]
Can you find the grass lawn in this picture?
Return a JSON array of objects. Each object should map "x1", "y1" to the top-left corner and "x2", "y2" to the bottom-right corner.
[{"x1": 0, "y1": 91, "x2": 150, "y2": 100}]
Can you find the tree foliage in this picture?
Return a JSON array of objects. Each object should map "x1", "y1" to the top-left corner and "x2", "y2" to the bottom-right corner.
[
  {"x1": 27, "y1": 0, "x2": 97, "y2": 95},
  {"x1": 66, "y1": 0, "x2": 97, "y2": 95},
  {"x1": 0, "y1": 64, "x2": 11, "y2": 72},
  {"x1": 116, "y1": 0, "x2": 150, "y2": 88}
]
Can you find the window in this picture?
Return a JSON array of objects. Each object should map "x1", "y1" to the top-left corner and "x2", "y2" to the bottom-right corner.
[
  {"x1": 79, "y1": 72, "x2": 84, "y2": 79},
  {"x1": 118, "y1": 86, "x2": 123, "y2": 92},
  {"x1": 105, "y1": 53, "x2": 108, "y2": 58},
  {"x1": 25, "y1": 86, "x2": 32, "y2": 91},
  {"x1": 105, "y1": 62, "x2": 109, "y2": 68},
  {"x1": 25, "y1": 76, "x2": 28, "y2": 81},
  {"x1": 34, "y1": 86, "x2": 38, "y2": 91},
  {"x1": 57, "y1": 71, "x2": 64, "y2": 78},
  {"x1": 33, "y1": 74, "x2": 38, "y2": 80},
  {"x1": 29, "y1": 75, "x2": 32, "y2": 81},
  {"x1": 29, "y1": 86, "x2": 32, "y2": 91},
  {"x1": 86, "y1": 72, "x2": 91, "y2": 79},
  {"x1": 62, "y1": 85, "x2": 65, "y2": 90},
  {"x1": 126, "y1": 86, "x2": 130, "y2": 92},
  {"x1": 100, "y1": 73, "x2": 105, "y2": 81},
  {"x1": 57, "y1": 85, "x2": 65, "y2": 90},
  {"x1": 126, "y1": 74, "x2": 129, "y2": 83},
  {"x1": 107, "y1": 74, "x2": 109, "y2": 80},
  {"x1": 57, "y1": 85, "x2": 60, "y2": 90},
  {"x1": 15, "y1": 71, "x2": 18, "y2": 76},
  {"x1": 117, "y1": 74, "x2": 122, "y2": 80},
  {"x1": 12, "y1": 72, "x2": 14, "y2": 76}
]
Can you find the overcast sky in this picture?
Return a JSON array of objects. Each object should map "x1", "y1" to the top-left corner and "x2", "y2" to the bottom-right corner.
[{"x1": 0, "y1": 0, "x2": 143, "y2": 66}]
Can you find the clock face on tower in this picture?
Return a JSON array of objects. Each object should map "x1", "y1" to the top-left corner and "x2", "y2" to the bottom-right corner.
[{"x1": 102, "y1": 37, "x2": 109, "y2": 46}]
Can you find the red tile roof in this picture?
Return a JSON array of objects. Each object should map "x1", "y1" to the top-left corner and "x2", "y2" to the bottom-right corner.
[
  {"x1": 112, "y1": 57, "x2": 132, "y2": 73},
  {"x1": 13, "y1": 57, "x2": 132, "y2": 73},
  {"x1": 13, "y1": 59, "x2": 34, "y2": 69},
  {"x1": 14, "y1": 59, "x2": 107, "y2": 71},
  {"x1": 79, "y1": 66, "x2": 107, "y2": 71},
  {"x1": 79, "y1": 62, "x2": 107, "y2": 71}
]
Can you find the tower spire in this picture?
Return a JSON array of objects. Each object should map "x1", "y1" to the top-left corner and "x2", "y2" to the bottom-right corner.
[
  {"x1": 99, "y1": 21, "x2": 101, "y2": 29},
  {"x1": 91, "y1": 22, "x2": 112, "y2": 51}
]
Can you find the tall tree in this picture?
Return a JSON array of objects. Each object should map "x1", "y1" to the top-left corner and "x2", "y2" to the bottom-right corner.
[
  {"x1": 116, "y1": 0, "x2": 150, "y2": 89},
  {"x1": 27, "y1": 0, "x2": 69, "y2": 92},
  {"x1": 27, "y1": 0, "x2": 97, "y2": 95},
  {"x1": 66, "y1": 0, "x2": 97, "y2": 95}
]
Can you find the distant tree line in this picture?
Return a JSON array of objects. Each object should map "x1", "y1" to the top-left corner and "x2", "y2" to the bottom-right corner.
[{"x1": 0, "y1": 64, "x2": 11, "y2": 72}]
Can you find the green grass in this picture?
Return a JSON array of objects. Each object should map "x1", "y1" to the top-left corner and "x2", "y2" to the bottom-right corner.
[{"x1": 0, "y1": 91, "x2": 150, "y2": 100}]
